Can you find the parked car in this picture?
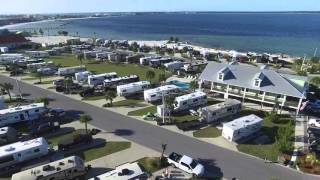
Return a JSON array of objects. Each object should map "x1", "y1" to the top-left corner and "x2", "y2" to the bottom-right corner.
[
  {"x1": 58, "y1": 133, "x2": 93, "y2": 151},
  {"x1": 53, "y1": 79, "x2": 64, "y2": 86},
  {"x1": 301, "y1": 100, "x2": 320, "y2": 111},
  {"x1": 176, "y1": 120, "x2": 203, "y2": 131},
  {"x1": 308, "y1": 118, "x2": 320, "y2": 128},
  {"x1": 167, "y1": 152, "x2": 204, "y2": 177},
  {"x1": 32, "y1": 121, "x2": 60, "y2": 136}
]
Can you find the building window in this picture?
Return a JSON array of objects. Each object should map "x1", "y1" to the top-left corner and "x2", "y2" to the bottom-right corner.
[
  {"x1": 254, "y1": 79, "x2": 261, "y2": 87},
  {"x1": 218, "y1": 73, "x2": 224, "y2": 80}
]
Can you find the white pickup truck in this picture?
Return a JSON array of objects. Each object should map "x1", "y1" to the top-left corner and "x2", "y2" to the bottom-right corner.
[{"x1": 167, "y1": 152, "x2": 204, "y2": 176}]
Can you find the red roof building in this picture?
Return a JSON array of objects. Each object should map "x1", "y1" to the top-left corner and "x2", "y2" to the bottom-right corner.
[{"x1": 0, "y1": 34, "x2": 30, "y2": 49}]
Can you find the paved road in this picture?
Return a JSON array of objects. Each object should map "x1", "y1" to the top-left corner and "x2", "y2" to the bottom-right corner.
[{"x1": 1, "y1": 75, "x2": 317, "y2": 180}]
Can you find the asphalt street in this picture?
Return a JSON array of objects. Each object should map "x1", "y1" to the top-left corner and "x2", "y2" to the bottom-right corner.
[{"x1": 0, "y1": 75, "x2": 318, "y2": 180}]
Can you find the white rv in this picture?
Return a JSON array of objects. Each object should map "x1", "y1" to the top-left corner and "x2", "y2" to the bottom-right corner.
[
  {"x1": 200, "y1": 99, "x2": 241, "y2": 123},
  {"x1": 0, "y1": 54, "x2": 24, "y2": 64},
  {"x1": 117, "y1": 81, "x2": 150, "y2": 97},
  {"x1": 173, "y1": 91, "x2": 207, "y2": 112},
  {"x1": 89, "y1": 162, "x2": 146, "y2": 180},
  {"x1": 149, "y1": 57, "x2": 172, "y2": 67},
  {"x1": 74, "y1": 71, "x2": 91, "y2": 82},
  {"x1": 103, "y1": 75, "x2": 139, "y2": 88},
  {"x1": 96, "y1": 52, "x2": 111, "y2": 60},
  {"x1": 27, "y1": 62, "x2": 55, "y2": 72},
  {"x1": 0, "y1": 137, "x2": 49, "y2": 169},
  {"x1": 88, "y1": 72, "x2": 117, "y2": 86},
  {"x1": 25, "y1": 51, "x2": 49, "y2": 58},
  {"x1": 57, "y1": 65, "x2": 86, "y2": 76},
  {"x1": 0, "y1": 103, "x2": 46, "y2": 127},
  {"x1": 144, "y1": 85, "x2": 180, "y2": 102},
  {"x1": 11, "y1": 156, "x2": 87, "y2": 180},
  {"x1": 222, "y1": 114, "x2": 263, "y2": 142}
]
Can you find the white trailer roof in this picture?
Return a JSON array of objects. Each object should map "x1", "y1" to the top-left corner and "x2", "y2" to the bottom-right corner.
[
  {"x1": 104, "y1": 75, "x2": 138, "y2": 83},
  {"x1": 204, "y1": 99, "x2": 241, "y2": 111},
  {"x1": 11, "y1": 156, "x2": 83, "y2": 180},
  {"x1": 0, "y1": 137, "x2": 48, "y2": 157},
  {"x1": 89, "y1": 162, "x2": 144, "y2": 180},
  {"x1": 0, "y1": 103, "x2": 45, "y2": 115},
  {"x1": 117, "y1": 81, "x2": 150, "y2": 89},
  {"x1": 144, "y1": 85, "x2": 179, "y2": 94},
  {"x1": 88, "y1": 72, "x2": 117, "y2": 79},
  {"x1": 175, "y1": 91, "x2": 206, "y2": 102},
  {"x1": 58, "y1": 65, "x2": 85, "y2": 71},
  {"x1": 223, "y1": 114, "x2": 263, "y2": 131}
]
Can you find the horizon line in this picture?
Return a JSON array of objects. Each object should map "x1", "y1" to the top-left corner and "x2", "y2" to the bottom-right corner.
[{"x1": 1, "y1": 10, "x2": 320, "y2": 16}]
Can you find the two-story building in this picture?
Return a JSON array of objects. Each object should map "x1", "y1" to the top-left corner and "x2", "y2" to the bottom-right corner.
[{"x1": 199, "y1": 62, "x2": 309, "y2": 113}]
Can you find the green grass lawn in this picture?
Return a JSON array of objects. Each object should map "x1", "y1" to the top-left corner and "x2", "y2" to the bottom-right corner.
[
  {"x1": 172, "y1": 114, "x2": 199, "y2": 123},
  {"x1": 237, "y1": 110, "x2": 294, "y2": 161},
  {"x1": 193, "y1": 126, "x2": 222, "y2": 138},
  {"x1": 82, "y1": 95, "x2": 106, "y2": 101},
  {"x1": 113, "y1": 99, "x2": 144, "y2": 107},
  {"x1": 21, "y1": 77, "x2": 39, "y2": 81},
  {"x1": 47, "y1": 129, "x2": 82, "y2": 146},
  {"x1": 127, "y1": 106, "x2": 157, "y2": 116},
  {"x1": 72, "y1": 141, "x2": 131, "y2": 162},
  {"x1": 138, "y1": 157, "x2": 162, "y2": 174},
  {"x1": 39, "y1": 80, "x2": 53, "y2": 84},
  {"x1": 207, "y1": 98, "x2": 223, "y2": 106},
  {"x1": 46, "y1": 54, "x2": 169, "y2": 83}
]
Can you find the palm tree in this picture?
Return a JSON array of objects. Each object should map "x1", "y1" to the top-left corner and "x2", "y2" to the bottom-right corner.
[
  {"x1": 79, "y1": 114, "x2": 92, "y2": 134},
  {"x1": 64, "y1": 76, "x2": 73, "y2": 93},
  {"x1": 189, "y1": 80, "x2": 198, "y2": 92},
  {"x1": 77, "y1": 53, "x2": 84, "y2": 65},
  {"x1": 0, "y1": 82, "x2": 13, "y2": 101},
  {"x1": 34, "y1": 72, "x2": 43, "y2": 83},
  {"x1": 164, "y1": 95, "x2": 175, "y2": 122},
  {"x1": 145, "y1": 70, "x2": 155, "y2": 83},
  {"x1": 105, "y1": 90, "x2": 117, "y2": 107},
  {"x1": 35, "y1": 97, "x2": 50, "y2": 106}
]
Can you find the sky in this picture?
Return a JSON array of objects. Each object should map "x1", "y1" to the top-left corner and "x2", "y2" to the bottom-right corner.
[{"x1": 0, "y1": 0, "x2": 319, "y2": 14}]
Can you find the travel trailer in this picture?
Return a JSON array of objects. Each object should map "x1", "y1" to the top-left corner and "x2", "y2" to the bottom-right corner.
[
  {"x1": 25, "y1": 51, "x2": 49, "y2": 58},
  {"x1": 57, "y1": 65, "x2": 86, "y2": 76},
  {"x1": 0, "y1": 127, "x2": 18, "y2": 145},
  {"x1": 27, "y1": 62, "x2": 55, "y2": 72},
  {"x1": 0, "y1": 53, "x2": 24, "y2": 64},
  {"x1": 88, "y1": 72, "x2": 117, "y2": 86},
  {"x1": 96, "y1": 52, "x2": 111, "y2": 60},
  {"x1": 144, "y1": 85, "x2": 180, "y2": 102},
  {"x1": 74, "y1": 71, "x2": 91, "y2": 82},
  {"x1": 103, "y1": 75, "x2": 139, "y2": 88},
  {"x1": 0, "y1": 137, "x2": 49, "y2": 170},
  {"x1": 173, "y1": 91, "x2": 207, "y2": 112},
  {"x1": 0, "y1": 103, "x2": 46, "y2": 127},
  {"x1": 222, "y1": 114, "x2": 263, "y2": 142},
  {"x1": 89, "y1": 162, "x2": 147, "y2": 180},
  {"x1": 117, "y1": 81, "x2": 150, "y2": 97},
  {"x1": 11, "y1": 156, "x2": 87, "y2": 180},
  {"x1": 200, "y1": 99, "x2": 241, "y2": 123}
]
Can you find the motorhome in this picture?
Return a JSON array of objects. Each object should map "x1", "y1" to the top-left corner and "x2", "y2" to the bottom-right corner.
[
  {"x1": 11, "y1": 156, "x2": 87, "y2": 180},
  {"x1": 173, "y1": 91, "x2": 207, "y2": 112},
  {"x1": 103, "y1": 75, "x2": 139, "y2": 88},
  {"x1": 0, "y1": 127, "x2": 17, "y2": 145},
  {"x1": 25, "y1": 51, "x2": 49, "y2": 58},
  {"x1": 57, "y1": 65, "x2": 86, "y2": 76},
  {"x1": 0, "y1": 103, "x2": 46, "y2": 127},
  {"x1": 74, "y1": 71, "x2": 91, "y2": 82},
  {"x1": 164, "y1": 61, "x2": 186, "y2": 71},
  {"x1": 200, "y1": 99, "x2": 241, "y2": 123},
  {"x1": 37, "y1": 67, "x2": 56, "y2": 75},
  {"x1": 0, "y1": 137, "x2": 49, "y2": 170},
  {"x1": 126, "y1": 54, "x2": 144, "y2": 64},
  {"x1": 27, "y1": 62, "x2": 55, "y2": 72},
  {"x1": 88, "y1": 72, "x2": 117, "y2": 86},
  {"x1": 117, "y1": 81, "x2": 150, "y2": 97},
  {"x1": 222, "y1": 114, "x2": 263, "y2": 142},
  {"x1": 89, "y1": 162, "x2": 147, "y2": 180},
  {"x1": 144, "y1": 85, "x2": 180, "y2": 102}
]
